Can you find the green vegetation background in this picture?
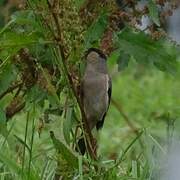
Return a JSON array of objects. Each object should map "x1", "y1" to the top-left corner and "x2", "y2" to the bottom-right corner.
[{"x1": 0, "y1": 0, "x2": 180, "y2": 179}]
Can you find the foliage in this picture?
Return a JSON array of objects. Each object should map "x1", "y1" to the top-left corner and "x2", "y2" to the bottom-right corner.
[
  {"x1": 0, "y1": 0, "x2": 180, "y2": 179},
  {"x1": 114, "y1": 28, "x2": 179, "y2": 74}
]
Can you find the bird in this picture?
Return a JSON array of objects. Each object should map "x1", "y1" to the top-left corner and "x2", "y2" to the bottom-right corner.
[{"x1": 77, "y1": 48, "x2": 112, "y2": 155}]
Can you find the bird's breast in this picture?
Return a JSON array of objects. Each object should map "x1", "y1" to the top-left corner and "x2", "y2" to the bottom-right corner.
[{"x1": 82, "y1": 73, "x2": 108, "y2": 118}]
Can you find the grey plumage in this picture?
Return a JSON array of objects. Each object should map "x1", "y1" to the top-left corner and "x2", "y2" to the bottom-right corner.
[
  {"x1": 82, "y1": 49, "x2": 111, "y2": 129},
  {"x1": 77, "y1": 48, "x2": 111, "y2": 155}
]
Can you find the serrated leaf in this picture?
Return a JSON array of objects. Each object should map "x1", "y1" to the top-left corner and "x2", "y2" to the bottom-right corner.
[
  {"x1": 84, "y1": 11, "x2": 108, "y2": 49},
  {"x1": 148, "y1": 0, "x2": 160, "y2": 26},
  {"x1": 114, "y1": 28, "x2": 178, "y2": 74},
  {"x1": 50, "y1": 131, "x2": 78, "y2": 169}
]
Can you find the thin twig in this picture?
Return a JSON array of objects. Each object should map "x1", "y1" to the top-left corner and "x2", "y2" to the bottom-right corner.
[
  {"x1": 111, "y1": 98, "x2": 144, "y2": 148},
  {"x1": 14, "y1": 83, "x2": 23, "y2": 98},
  {"x1": 6, "y1": 102, "x2": 25, "y2": 120},
  {"x1": 111, "y1": 98, "x2": 138, "y2": 133},
  {"x1": 0, "y1": 82, "x2": 23, "y2": 100},
  {"x1": 22, "y1": 111, "x2": 30, "y2": 178}
]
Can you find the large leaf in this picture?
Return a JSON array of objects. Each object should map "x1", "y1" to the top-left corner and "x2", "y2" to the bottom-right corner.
[
  {"x1": 114, "y1": 28, "x2": 179, "y2": 74},
  {"x1": 50, "y1": 131, "x2": 78, "y2": 169},
  {"x1": 84, "y1": 11, "x2": 108, "y2": 49}
]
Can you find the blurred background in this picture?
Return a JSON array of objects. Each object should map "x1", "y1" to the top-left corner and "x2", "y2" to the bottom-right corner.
[{"x1": 0, "y1": 0, "x2": 180, "y2": 179}]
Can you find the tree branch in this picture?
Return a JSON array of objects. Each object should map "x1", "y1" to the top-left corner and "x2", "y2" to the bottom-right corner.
[
  {"x1": 111, "y1": 98, "x2": 144, "y2": 148},
  {"x1": 47, "y1": 0, "x2": 97, "y2": 160},
  {"x1": 111, "y1": 98, "x2": 138, "y2": 133}
]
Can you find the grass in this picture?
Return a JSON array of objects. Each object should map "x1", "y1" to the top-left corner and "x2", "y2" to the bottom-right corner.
[
  {"x1": 0, "y1": 1, "x2": 180, "y2": 179},
  {"x1": 0, "y1": 61, "x2": 180, "y2": 179}
]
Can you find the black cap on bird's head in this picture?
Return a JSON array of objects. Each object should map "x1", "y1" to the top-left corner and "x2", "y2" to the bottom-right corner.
[{"x1": 85, "y1": 48, "x2": 107, "y2": 60}]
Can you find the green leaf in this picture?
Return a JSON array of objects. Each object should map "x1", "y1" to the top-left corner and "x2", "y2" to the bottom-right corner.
[
  {"x1": 114, "y1": 28, "x2": 179, "y2": 74},
  {"x1": 108, "y1": 50, "x2": 120, "y2": 67},
  {"x1": 0, "y1": 151, "x2": 21, "y2": 177},
  {"x1": 0, "y1": 32, "x2": 40, "y2": 48},
  {"x1": 25, "y1": 85, "x2": 47, "y2": 105},
  {"x1": 0, "y1": 0, "x2": 6, "y2": 6},
  {"x1": 63, "y1": 108, "x2": 73, "y2": 145},
  {"x1": 0, "y1": 19, "x2": 15, "y2": 35},
  {"x1": 148, "y1": 0, "x2": 160, "y2": 26},
  {"x1": 84, "y1": 11, "x2": 108, "y2": 49},
  {"x1": 74, "y1": 0, "x2": 85, "y2": 10},
  {"x1": 0, "y1": 151, "x2": 40, "y2": 180},
  {"x1": 50, "y1": 131, "x2": 78, "y2": 169},
  {"x1": 0, "y1": 107, "x2": 6, "y2": 123},
  {"x1": 11, "y1": 10, "x2": 39, "y2": 28},
  {"x1": 0, "y1": 64, "x2": 17, "y2": 95},
  {"x1": 117, "y1": 51, "x2": 130, "y2": 71},
  {"x1": 14, "y1": 135, "x2": 31, "y2": 153}
]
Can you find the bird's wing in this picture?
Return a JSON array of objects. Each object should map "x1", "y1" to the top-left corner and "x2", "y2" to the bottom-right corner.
[
  {"x1": 96, "y1": 75, "x2": 112, "y2": 130},
  {"x1": 108, "y1": 77, "x2": 112, "y2": 105}
]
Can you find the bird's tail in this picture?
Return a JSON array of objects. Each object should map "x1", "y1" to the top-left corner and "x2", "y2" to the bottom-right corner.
[{"x1": 76, "y1": 137, "x2": 86, "y2": 155}]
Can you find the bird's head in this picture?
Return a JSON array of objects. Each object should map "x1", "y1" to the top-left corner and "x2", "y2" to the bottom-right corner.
[{"x1": 85, "y1": 48, "x2": 106, "y2": 64}]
